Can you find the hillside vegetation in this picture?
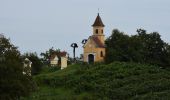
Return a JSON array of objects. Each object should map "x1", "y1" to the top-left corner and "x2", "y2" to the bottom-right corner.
[
  {"x1": 22, "y1": 62, "x2": 170, "y2": 100},
  {"x1": 105, "y1": 29, "x2": 170, "y2": 67}
]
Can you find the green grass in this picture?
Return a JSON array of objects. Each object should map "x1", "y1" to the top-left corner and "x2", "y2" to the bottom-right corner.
[
  {"x1": 21, "y1": 86, "x2": 75, "y2": 100},
  {"x1": 21, "y1": 62, "x2": 170, "y2": 100}
]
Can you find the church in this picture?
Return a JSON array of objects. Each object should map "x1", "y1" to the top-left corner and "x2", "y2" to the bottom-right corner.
[{"x1": 83, "y1": 13, "x2": 106, "y2": 63}]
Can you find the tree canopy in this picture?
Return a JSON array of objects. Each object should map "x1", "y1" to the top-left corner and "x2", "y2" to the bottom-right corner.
[
  {"x1": 40, "y1": 47, "x2": 60, "y2": 65},
  {"x1": 0, "y1": 36, "x2": 36, "y2": 100},
  {"x1": 105, "y1": 29, "x2": 170, "y2": 67}
]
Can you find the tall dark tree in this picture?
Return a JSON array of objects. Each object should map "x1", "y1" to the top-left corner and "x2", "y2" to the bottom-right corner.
[
  {"x1": 136, "y1": 29, "x2": 167, "y2": 66},
  {"x1": 105, "y1": 29, "x2": 170, "y2": 67},
  {"x1": 0, "y1": 36, "x2": 36, "y2": 100},
  {"x1": 71, "y1": 43, "x2": 78, "y2": 62},
  {"x1": 105, "y1": 29, "x2": 130, "y2": 63}
]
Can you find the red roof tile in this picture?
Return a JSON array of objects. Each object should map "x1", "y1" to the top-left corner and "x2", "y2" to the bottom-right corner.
[
  {"x1": 50, "y1": 51, "x2": 67, "y2": 60},
  {"x1": 91, "y1": 36, "x2": 105, "y2": 48},
  {"x1": 59, "y1": 51, "x2": 67, "y2": 57}
]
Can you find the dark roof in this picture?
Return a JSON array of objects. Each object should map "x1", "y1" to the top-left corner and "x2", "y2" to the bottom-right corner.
[
  {"x1": 92, "y1": 13, "x2": 105, "y2": 27},
  {"x1": 50, "y1": 55, "x2": 57, "y2": 60},
  {"x1": 50, "y1": 51, "x2": 67, "y2": 60},
  {"x1": 91, "y1": 36, "x2": 105, "y2": 48},
  {"x1": 59, "y1": 51, "x2": 67, "y2": 57}
]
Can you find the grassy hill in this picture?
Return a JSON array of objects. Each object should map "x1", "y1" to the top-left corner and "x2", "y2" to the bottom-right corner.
[{"x1": 21, "y1": 62, "x2": 170, "y2": 100}]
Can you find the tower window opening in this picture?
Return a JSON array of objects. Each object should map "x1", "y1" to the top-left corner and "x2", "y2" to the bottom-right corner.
[
  {"x1": 96, "y1": 29, "x2": 98, "y2": 34},
  {"x1": 100, "y1": 51, "x2": 103, "y2": 57},
  {"x1": 101, "y1": 29, "x2": 103, "y2": 34}
]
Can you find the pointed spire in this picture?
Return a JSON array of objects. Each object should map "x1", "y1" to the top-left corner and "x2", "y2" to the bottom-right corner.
[{"x1": 92, "y1": 13, "x2": 105, "y2": 27}]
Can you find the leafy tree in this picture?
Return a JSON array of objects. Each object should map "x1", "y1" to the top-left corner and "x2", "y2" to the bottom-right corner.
[
  {"x1": 40, "y1": 47, "x2": 60, "y2": 65},
  {"x1": 0, "y1": 36, "x2": 36, "y2": 100},
  {"x1": 105, "y1": 29, "x2": 130, "y2": 63},
  {"x1": 105, "y1": 29, "x2": 170, "y2": 67},
  {"x1": 135, "y1": 29, "x2": 168, "y2": 66}
]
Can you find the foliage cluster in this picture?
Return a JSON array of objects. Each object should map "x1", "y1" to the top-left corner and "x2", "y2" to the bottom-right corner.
[
  {"x1": 23, "y1": 62, "x2": 170, "y2": 100},
  {"x1": 105, "y1": 29, "x2": 170, "y2": 67},
  {"x1": 0, "y1": 37, "x2": 36, "y2": 100},
  {"x1": 40, "y1": 47, "x2": 61, "y2": 65}
]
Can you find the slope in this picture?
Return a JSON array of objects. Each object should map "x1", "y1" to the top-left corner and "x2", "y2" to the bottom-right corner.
[{"x1": 21, "y1": 62, "x2": 170, "y2": 100}]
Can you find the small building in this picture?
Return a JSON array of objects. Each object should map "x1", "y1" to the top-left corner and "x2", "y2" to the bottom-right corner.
[
  {"x1": 83, "y1": 13, "x2": 106, "y2": 63},
  {"x1": 50, "y1": 55, "x2": 59, "y2": 66},
  {"x1": 49, "y1": 51, "x2": 68, "y2": 69},
  {"x1": 60, "y1": 52, "x2": 67, "y2": 69},
  {"x1": 23, "y1": 58, "x2": 32, "y2": 76}
]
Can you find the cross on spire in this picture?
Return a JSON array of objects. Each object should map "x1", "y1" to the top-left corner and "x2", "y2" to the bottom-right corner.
[{"x1": 98, "y1": 8, "x2": 100, "y2": 14}]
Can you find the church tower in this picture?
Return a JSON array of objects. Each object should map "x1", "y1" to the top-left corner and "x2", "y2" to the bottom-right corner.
[
  {"x1": 92, "y1": 13, "x2": 105, "y2": 44},
  {"x1": 83, "y1": 13, "x2": 106, "y2": 63}
]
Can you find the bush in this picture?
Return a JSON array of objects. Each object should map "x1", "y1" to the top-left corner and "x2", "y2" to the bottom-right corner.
[
  {"x1": 105, "y1": 29, "x2": 170, "y2": 67},
  {"x1": 25, "y1": 62, "x2": 170, "y2": 99}
]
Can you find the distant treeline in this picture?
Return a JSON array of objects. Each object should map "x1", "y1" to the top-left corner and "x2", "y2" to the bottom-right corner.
[{"x1": 105, "y1": 29, "x2": 170, "y2": 67}]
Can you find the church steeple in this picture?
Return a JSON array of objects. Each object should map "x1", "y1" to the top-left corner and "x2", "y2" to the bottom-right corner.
[
  {"x1": 92, "y1": 13, "x2": 105, "y2": 44},
  {"x1": 92, "y1": 13, "x2": 105, "y2": 27}
]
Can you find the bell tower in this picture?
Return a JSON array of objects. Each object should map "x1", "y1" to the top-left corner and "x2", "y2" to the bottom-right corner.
[{"x1": 92, "y1": 13, "x2": 105, "y2": 44}]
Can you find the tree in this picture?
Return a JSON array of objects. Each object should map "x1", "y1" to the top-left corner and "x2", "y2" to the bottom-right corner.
[
  {"x1": 105, "y1": 29, "x2": 170, "y2": 67},
  {"x1": 135, "y1": 29, "x2": 168, "y2": 66},
  {"x1": 0, "y1": 36, "x2": 36, "y2": 100},
  {"x1": 71, "y1": 43, "x2": 78, "y2": 62},
  {"x1": 105, "y1": 29, "x2": 130, "y2": 63},
  {"x1": 40, "y1": 47, "x2": 60, "y2": 65}
]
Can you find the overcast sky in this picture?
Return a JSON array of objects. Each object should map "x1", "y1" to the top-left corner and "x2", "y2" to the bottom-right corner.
[{"x1": 0, "y1": 0, "x2": 170, "y2": 57}]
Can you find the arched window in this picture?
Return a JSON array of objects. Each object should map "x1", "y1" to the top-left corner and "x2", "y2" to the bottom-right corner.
[
  {"x1": 101, "y1": 29, "x2": 103, "y2": 34},
  {"x1": 96, "y1": 29, "x2": 98, "y2": 34},
  {"x1": 100, "y1": 51, "x2": 103, "y2": 57}
]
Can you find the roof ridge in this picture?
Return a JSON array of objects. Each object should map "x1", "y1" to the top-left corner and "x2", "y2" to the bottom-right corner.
[{"x1": 91, "y1": 36, "x2": 105, "y2": 48}]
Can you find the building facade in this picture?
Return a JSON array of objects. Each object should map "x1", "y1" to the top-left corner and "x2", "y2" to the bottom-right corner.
[
  {"x1": 50, "y1": 55, "x2": 59, "y2": 66},
  {"x1": 49, "y1": 51, "x2": 68, "y2": 69},
  {"x1": 83, "y1": 13, "x2": 105, "y2": 63}
]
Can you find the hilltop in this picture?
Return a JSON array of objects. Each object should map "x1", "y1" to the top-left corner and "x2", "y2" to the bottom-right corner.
[{"x1": 21, "y1": 62, "x2": 170, "y2": 100}]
